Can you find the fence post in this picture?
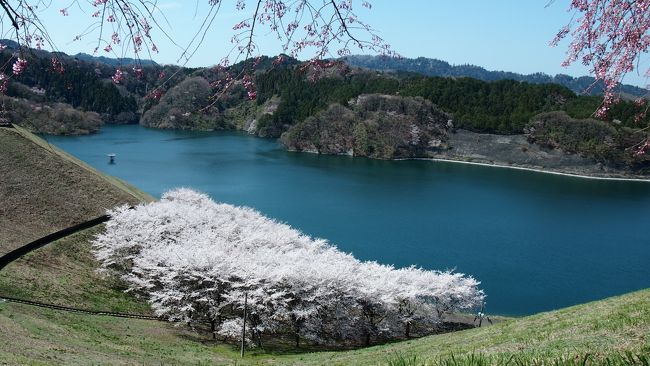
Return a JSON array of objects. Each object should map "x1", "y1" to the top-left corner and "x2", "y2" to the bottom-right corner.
[{"x1": 240, "y1": 292, "x2": 247, "y2": 358}]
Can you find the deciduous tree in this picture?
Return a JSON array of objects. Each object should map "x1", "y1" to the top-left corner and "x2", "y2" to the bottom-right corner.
[
  {"x1": 0, "y1": 1, "x2": 394, "y2": 100},
  {"x1": 553, "y1": 0, "x2": 650, "y2": 154},
  {"x1": 93, "y1": 188, "x2": 484, "y2": 347}
]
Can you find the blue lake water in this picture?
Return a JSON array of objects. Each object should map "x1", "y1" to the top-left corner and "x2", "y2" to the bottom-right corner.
[{"x1": 43, "y1": 125, "x2": 650, "y2": 316}]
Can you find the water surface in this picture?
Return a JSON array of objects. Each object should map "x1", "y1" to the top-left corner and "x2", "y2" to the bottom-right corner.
[{"x1": 42, "y1": 125, "x2": 650, "y2": 315}]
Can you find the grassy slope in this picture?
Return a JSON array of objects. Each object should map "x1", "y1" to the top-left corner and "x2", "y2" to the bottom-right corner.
[
  {"x1": 0, "y1": 289, "x2": 647, "y2": 365},
  {"x1": 0, "y1": 125, "x2": 647, "y2": 365},
  {"x1": 0, "y1": 225, "x2": 236, "y2": 365},
  {"x1": 0, "y1": 302, "x2": 232, "y2": 366},
  {"x1": 280, "y1": 289, "x2": 650, "y2": 365},
  {"x1": 0, "y1": 229, "x2": 648, "y2": 365},
  {"x1": 0, "y1": 125, "x2": 152, "y2": 256},
  {"x1": 0, "y1": 226, "x2": 150, "y2": 314}
]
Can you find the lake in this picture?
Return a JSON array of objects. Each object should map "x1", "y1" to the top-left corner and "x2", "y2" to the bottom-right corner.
[{"x1": 42, "y1": 125, "x2": 650, "y2": 316}]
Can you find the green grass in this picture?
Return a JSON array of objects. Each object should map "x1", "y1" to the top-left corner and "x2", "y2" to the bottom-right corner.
[
  {"x1": 280, "y1": 288, "x2": 649, "y2": 365},
  {"x1": 1, "y1": 125, "x2": 648, "y2": 365},
  {"x1": 1, "y1": 231, "x2": 648, "y2": 366},
  {"x1": 384, "y1": 352, "x2": 650, "y2": 366},
  {"x1": 0, "y1": 302, "x2": 234, "y2": 365},
  {"x1": 0, "y1": 226, "x2": 151, "y2": 314},
  {"x1": 1, "y1": 291, "x2": 648, "y2": 365}
]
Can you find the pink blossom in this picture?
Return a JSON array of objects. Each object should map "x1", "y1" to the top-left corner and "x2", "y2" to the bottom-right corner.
[
  {"x1": 232, "y1": 21, "x2": 250, "y2": 30},
  {"x1": 133, "y1": 67, "x2": 144, "y2": 79},
  {"x1": 634, "y1": 139, "x2": 650, "y2": 156},
  {"x1": 556, "y1": 0, "x2": 650, "y2": 119},
  {"x1": 12, "y1": 57, "x2": 27, "y2": 75},
  {"x1": 51, "y1": 57, "x2": 65, "y2": 74},
  {"x1": 111, "y1": 69, "x2": 124, "y2": 84},
  {"x1": 272, "y1": 55, "x2": 286, "y2": 65},
  {"x1": 242, "y1": 74, "x2": 256, "y2": 100},
  {"x1": 133, "y1": 34, "x2": 143, "y2": 52}
]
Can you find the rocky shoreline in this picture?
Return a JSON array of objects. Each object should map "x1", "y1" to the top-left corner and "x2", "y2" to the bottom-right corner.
[
  {"x1": 398, "y1": 156, "x2": 650, "y2": 182},
  {"x1": 400, "y1": 130, "x2": 650, "y2": 182}
]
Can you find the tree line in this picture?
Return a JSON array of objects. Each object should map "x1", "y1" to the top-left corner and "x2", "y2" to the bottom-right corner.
[
  {"x1": 93, "y1": 189, "x2": 484, "y2": 348},
  {"x1": 253, "y1": 64, "x2": 650, "y2": 137},
  {"x1": 0, "y1": 50, "x2": 137, "y2": 120}
]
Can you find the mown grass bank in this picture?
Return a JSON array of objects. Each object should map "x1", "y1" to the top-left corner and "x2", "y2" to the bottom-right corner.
[{"x1": 0, "y1": 125, "x2": 152, "y2": 256}]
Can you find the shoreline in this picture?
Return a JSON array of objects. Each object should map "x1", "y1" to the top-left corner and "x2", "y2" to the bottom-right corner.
[
  {"x1": 394, "y1": 156, "x2": 650, "y2": 183},
  {"x1": 49, "y1": 124, "x2": 650, "y2": 183}
]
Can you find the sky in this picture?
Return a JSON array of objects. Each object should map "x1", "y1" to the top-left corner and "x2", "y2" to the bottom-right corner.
[{"x1": 27, "y1": 1, "x2": 649, "y2": 87}]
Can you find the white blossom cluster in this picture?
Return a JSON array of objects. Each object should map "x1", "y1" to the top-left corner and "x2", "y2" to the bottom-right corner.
[{"x1": 93, "y1": 188, "x2": 484, "y2": 346}]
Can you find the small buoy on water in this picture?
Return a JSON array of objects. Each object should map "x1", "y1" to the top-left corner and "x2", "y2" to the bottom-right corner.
[{"x1": 108, "y1": 153, "x2": 116, "y2": 164}]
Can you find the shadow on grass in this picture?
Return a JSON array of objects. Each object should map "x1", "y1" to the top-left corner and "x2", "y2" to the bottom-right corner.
[
  {"x1": 180, "y1": 321, "x2": 481, "y2": 358},
  {"x1": 384, "y1": 351, "x2": 650, "y2": 366}
]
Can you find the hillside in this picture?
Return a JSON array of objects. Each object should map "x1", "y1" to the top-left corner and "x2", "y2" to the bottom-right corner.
[
  {"x1": 73, "y1": 53, "x2": 158, "y2": 67},
  {"x1": 1, "y1": 238, "x2": 648, "y2": 366},
  {"x1": 0, "y1": 128, "x2": 648, "y2": 364},
  {"x1": 288, "y1": 289, "x2": 650, "y2": 365},
  {"x1": 342, "y1": 55, "x2": 650, "y2": 98},
  {"x1": 3, "y1": 49, "x2": 650, "y2": 179},
  {"x1": 281, "y1": 94, "x2": 451, "y2": 159},
  {"x1": 0, "y1": 125, "x2": 151, "y2": 256},
  {"x1": 6, "y1": 47, "x2": 650, "y2": 136}
]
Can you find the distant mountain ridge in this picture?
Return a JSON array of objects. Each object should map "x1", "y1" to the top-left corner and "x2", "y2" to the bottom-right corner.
[
  {"x1": 73, "y1": 53, "x2": 158, "y2": 67},
  {"x1": 342, "y1": 55, "x2": 649, "y2": 98},
  {"x1": 0, "y1": 39, "x2": 156, "y2": 67}
]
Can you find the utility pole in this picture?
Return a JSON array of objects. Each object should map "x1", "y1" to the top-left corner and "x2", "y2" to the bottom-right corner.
[
  {"x1": 240, "y1": 292, "x2": 248, "y2": 358},
  {"x1": 473, "y1": 301, "x2": 492, "y2": 327}
]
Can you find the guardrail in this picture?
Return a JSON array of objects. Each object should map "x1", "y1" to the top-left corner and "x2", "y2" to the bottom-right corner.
[
  {"x1": 0, "y1": 295, "x2": 166, "y2": 321},
  {"x1": 0, "y1": 207, "x2": 190, "y2": 323},
  {"x1": 0, "y1": 214, "x2": 110, "y2": 271}
]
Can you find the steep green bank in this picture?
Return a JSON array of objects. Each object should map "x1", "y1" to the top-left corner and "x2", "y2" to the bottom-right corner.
[
  {"x1": 0, "y1": 125, "x2": 151, "y2": 256},
  {"x1": 286, "y1": 289, "x2": 649, "y2": 365},
  {"x1": 0, "y1": 226, "x2": 151, "y2": 314}
]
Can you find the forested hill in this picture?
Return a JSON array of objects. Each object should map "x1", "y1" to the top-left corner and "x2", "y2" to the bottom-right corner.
[
  {"x1": 251, "y1": 65, "x2": 649, "y2": 135},
  {"x1": 3, "y1": 43, "x2": 647, "y2": 136},
  {"x1": 2, "y1": 47, "x2": 649, "y2": 172},
  {"x1": 342, "y1": 55, "x2": 649, "y2": 98}
]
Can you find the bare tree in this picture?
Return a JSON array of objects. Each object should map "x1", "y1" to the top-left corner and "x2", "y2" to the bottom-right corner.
[{"x1": 0, "y1": 1, "x2": 395, "y2": 98}]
